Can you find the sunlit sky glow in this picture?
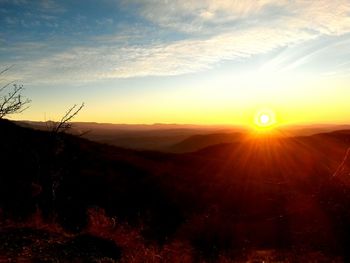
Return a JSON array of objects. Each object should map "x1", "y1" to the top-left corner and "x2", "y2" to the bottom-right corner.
[{"x1": 1, "y1": 0, "x2": 350, "y2": 126}]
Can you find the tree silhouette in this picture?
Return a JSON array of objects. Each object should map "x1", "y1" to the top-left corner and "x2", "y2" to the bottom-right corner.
[
  {"x1": 0, "y1": 67, "x2": 30, "y2": 119},
  {"x1": 51, "y1": 103, "x2": 85, "y2": 134}
]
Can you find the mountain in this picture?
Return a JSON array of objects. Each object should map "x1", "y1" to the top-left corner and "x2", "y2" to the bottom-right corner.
[
  {"x1": 17, "y1": 120, "x2": 350, "y2": 153},
  {"x1": 2, "y1": 119, "x2": 350, "y2": 261},
  {"x1": 277, "y1": 124, "x2": 350, "y2": 136},
  {"x1": 16, "y1": 120, "x2": 243, "y2": 151},
  {"x1": 168, "y1": 132, "x2": 244, "y2": 153}
]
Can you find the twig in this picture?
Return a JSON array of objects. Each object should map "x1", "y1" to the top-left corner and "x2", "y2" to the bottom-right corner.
[
  {"x1": 332, "y1": 147, "x2": 350, "y2": 177},
  {"x1": 52, "y1": 103, "x2": 85, "y2": 134}
]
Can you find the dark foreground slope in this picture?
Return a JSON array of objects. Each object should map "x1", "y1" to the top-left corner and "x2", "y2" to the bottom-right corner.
[
  {"x1": 1, "y1": 119, "x2": 350, "y2": 261},
  {"x1": 0, "y1": 119, "x2": 182, "y2": 237}
]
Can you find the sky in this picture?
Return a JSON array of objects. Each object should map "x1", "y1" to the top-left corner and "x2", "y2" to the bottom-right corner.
[{"x1": 1, "y1": 0, "x2": 350, "y2": 126}]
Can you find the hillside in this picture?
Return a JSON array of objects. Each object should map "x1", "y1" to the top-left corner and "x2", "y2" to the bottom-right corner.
[
  {"x1": 17, "y1": 120, "x2": 241, "y2": 151},
  {"x1": 168, "y1": 132, "x2": 244, "y2": 153},
  {"x1": 18, "y1": 121, "x2": 350, "y2": 153},
  {"x1": 2, "y1": 119, "x2": 350, "y2": 261}
]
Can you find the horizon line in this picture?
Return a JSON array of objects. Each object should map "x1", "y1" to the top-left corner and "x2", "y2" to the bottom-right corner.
[{"x1": 10, "y1": 119, "x2": 350, "y2": 128}]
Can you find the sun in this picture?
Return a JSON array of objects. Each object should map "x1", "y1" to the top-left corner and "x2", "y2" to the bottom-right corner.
[
  {"x1": 259, "y1": 114, "x2": 270, "y2": 125},
  {"x1": 253, "y1": 109, "x2": 276, "y2": 130}
]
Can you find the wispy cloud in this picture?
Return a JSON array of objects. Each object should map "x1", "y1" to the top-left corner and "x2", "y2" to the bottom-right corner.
[
  {"x1": 0, "y1": 0, "x2": 28, "y2": 5},
  {"x1": 1, "y1": 0, "x2": 350, "y2": 83},
  {"x1": 131, "y1": 0, "x2": 350, "y2": 35},
  {"x1": 259, "y1": 35, "x2": 350, "y2": 74},
  {"x1": 1, "y1": 27, "x2": 317, "y2": 83},
  {"x1": 0, "y1": 0, "x2": 65, "y2": 11}
]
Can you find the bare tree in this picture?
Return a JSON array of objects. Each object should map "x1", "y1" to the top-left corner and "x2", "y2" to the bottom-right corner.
[
  {"x1": 48, "y1": 102, "x2": 85, "y2": 203},
  {"x1": 51, "y1": 103, "x2": 85, "y2": 134},
  {"x1": 0, "y1": 67, "x2": 31, "y2": 119}
]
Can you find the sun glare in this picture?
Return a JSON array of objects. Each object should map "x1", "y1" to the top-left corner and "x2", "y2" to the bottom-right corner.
[
  {"x1": 253, "y1": 109, "x2": 277, "y2": 131},
  {"x1": 259, "y1": 114, "x2": 270, "y2": 125}
]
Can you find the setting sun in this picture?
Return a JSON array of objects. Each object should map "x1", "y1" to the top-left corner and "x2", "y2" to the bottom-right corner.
[
  {"x1": 253, "y1": 109, "x2": 277, "y2": 131},
  {"x1": 259, "y1": 114, "x2": 270, "y2": 125}
]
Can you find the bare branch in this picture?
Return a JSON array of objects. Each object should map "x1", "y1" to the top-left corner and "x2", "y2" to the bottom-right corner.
[
  {"x1": 0, "y1": 65, "x2": 14, "y2": 76},
  {"x1": 0, "y1": 80, "x2": 15, "y2": 93},
  {"x1": 0, "y1": 67, "x2": 31, "y2": 119},
  {"x1": 332, "y1": 147, "x2": 350, "y2": 178},
  {"x1": 52, "y1": 103, "x2": 85, "y2": 134}
]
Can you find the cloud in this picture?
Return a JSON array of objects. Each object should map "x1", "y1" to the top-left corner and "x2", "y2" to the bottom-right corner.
[
  {"x1": 1, "y1": 0, "x2": 350, "y2": 83},
  {"x1": 39, "y1": 0, "x2": 65, "y2": 12},
  {"x1": 133, "y1": 0, "x2": 268, "y2": 29},
  {"x1": 0, "y1": 0, "x2": 63, "y2": 10},
  {"x1": 1, "y1": 26, "x2": 316, "y2": 83},
  {"x1": 5, "y1": 16, "x2": 18, "y2": 25},
  {"x1": 131, "y1": 0, "x2": 350, "y2": 35},
  {"x1": 0, "y1": 0, "x2": 28, "y2": 5},
  {"x1": 96, "y1": 18, "x2": 114, "y2": 26}
]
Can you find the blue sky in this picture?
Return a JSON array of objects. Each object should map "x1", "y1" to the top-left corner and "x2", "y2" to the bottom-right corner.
[{"x1": 1, "y1": 0, "x2": 350, "y2": 124}]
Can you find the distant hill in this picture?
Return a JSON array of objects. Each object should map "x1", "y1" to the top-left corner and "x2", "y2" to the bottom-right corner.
[
  {"x1": 168, "y1": 132, "x2": 244, "y2": 153},
  {"x1": 16, "y1": 120, "x2": 350, "y2": 153},
  {"x1": 277, "y1": 124, "x2": 350, "y2": 136},
  {"x1": 16, "y1": 120, "x2": 239, "y2": 132},
  {"x1": 16, "y1": 120, "x2": 244, "y2": 151}
]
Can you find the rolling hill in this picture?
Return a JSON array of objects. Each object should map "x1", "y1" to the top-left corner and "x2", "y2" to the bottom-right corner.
[
  {"x1": 17, "y1": 120, "x2": 243, "y2": 151},
  {"x1": 168, "y1": 132, "x2": 244, "y2": 153}
]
